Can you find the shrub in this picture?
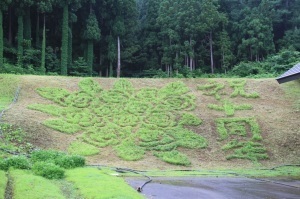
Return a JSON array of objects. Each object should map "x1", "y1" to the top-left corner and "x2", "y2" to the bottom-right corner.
[
  {"x1": 0, "y1": 159, "x2": 8, "y2": 171},
  {"x1": 31, "y1": 150, "x2": 65, "y2": 163},
  {"x1": 54, "y1": 155, "x2": 85, "y2": 169},
  {"x1": 5, "y1": 156, "x2": 31, "y2": 170},
  {"x1": 32, "y1": 162, "x2": 65, "y2": 179},
  {"x1": 31, "y1": 150, "x2": 85, "y2": 169}
]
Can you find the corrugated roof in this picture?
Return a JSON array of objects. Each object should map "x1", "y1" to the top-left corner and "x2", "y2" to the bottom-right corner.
[{"x1": 276, "y1": 63, "x2": 300, "y2": 84}]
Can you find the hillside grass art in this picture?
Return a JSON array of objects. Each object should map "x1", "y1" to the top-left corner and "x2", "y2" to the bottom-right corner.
[
  {"x1": 29, "y1": 79, "x2": 207, "y2": 166},
  {"x1": 198, "y1": 79, "x2": 268, "y2": 162}
]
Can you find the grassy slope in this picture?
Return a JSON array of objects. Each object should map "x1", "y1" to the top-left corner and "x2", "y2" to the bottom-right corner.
[
  {"x1": 0, "y1": 75, "x2": 19, "y2": 111},
  {"x1": 1, "y1": 75, "x2": 300, "y2": 170}
]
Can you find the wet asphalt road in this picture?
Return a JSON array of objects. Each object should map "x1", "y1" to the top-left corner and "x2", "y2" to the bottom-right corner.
[{"x1": 126, "y1": 177, "x2": 300, "y2": 199}]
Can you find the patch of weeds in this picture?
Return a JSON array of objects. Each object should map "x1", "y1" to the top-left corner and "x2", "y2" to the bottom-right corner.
[
  {"x1": 65, "y1": 168, "x2": 144, "y2": 199},
  {"x1": 0, "y1": 124, "x2": 34, "y2": 159},
  {"x1": 68, "y1": 141, "x2": 99, "y2": 156},
  {"x1": 154, "y1": 151, "x2": 191, "y2": 166},
  {"x1": 229, "y1": 79, "x2": 259, "y2": 98},
  {"x1": 197, "y1": 80, "x2": 225, "y2": 100},
  {"x1": 208, "y1": 100, "x2": 252, "y2": 116},
  {"x1": 10, "y1": 169, "x2": 65, "y2": 199},
  {"x1": 0, "y1": 170, "x2": 7, "y2": 199},
  {"x1": 216, "y1": 117, "x2": 267, "y2": 162},
  {"x1": 30, "y1": 79, "x2": 207, "y2": 166}
]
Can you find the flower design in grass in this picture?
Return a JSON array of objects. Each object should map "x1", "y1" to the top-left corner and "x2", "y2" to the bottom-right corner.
[{"x1": 28, "y1": 79, "x2": 207, "y2": 165}]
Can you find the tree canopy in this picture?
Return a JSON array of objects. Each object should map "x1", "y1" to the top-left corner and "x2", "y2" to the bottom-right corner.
[{"x1": 0, "y1": 0, "x2": 299, "y2": 77}]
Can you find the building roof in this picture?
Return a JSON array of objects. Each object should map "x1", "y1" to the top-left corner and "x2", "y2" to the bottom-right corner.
[{"x1": 276, "y1": 63, "x2": 300, "y2": 84}]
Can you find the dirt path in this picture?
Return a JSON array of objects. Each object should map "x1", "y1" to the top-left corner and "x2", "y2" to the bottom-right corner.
[{"x1": 127, "y1": 177, "x2": 300, "y2": 199}]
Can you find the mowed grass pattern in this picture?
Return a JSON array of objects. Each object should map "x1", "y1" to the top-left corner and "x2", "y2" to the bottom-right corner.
[{"x1": 29, "y1": 79, "x2": 207, "y2": 165}]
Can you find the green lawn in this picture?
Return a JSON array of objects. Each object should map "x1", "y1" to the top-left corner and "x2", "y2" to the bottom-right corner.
[
  {"x1": 10, "y1": 170, "x2": 66, "y2": 199},
  {"x1": 0, "y1": 171, "x2": 7, "y2": 199},
  {"x1": 66, "y1": 168, "x2": 144, "y2": 199}
]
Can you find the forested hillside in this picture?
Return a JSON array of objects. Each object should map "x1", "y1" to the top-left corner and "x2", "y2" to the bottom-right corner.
[{"x1": 0, "y1": 0, "x2": 299, "y2": 77}]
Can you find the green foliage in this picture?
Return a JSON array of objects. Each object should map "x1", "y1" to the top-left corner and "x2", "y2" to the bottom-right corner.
[
  {"x1": 83, "y1": 12, "x2": 100, "y2": 41},
  {"x1": 68, "y1": 141, "x2": 99, "y2": 156},
  {"x1": 30, "y1": 79, "x2": 206, "y2": 165},
  {"x1": 10, "y1": 169, "x2": 65, "y2": 199},
  {"x1": 231, "y1": 62, "x2": 263, "y2": 77},
  {"x1": 30, "y1": 150, "x2": 65, "y2": 163},
  {"x1": 3, "y1": 156, "x2": 31, "y2": 170},
  {"x1": 54, "y1": 155, "x2": 85, "y2": 169},
  {"x1": 208, "y1": 100, "x2": 252, "y2": 116},
  {"x1": 66, "y1": 168, "x2": 144, "y2": 199},
  {"x1": 197, "y1": 80, "x2": 225, "y2": 100},
  {"x1": 154, "y1": 151, "x2": 191, "y2": 166},
  {"x1": 32, "y1": 162, "x2": 64, "y2": 179},
  {"x1": 31, "y1": 149, "x2": 85, "y2": 169},
  {"x1": 69, "y1": 57, "x2": 89, "y2": 76},
  {"x1": 0, "y1": 159, "x2": 8, "y2": 171},
  {"x1": 229, "y1": 79, "x2": 259, "y2": 98}
]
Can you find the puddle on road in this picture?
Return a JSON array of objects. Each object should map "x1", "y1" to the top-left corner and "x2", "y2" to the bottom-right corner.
[{"x1": 126, "y1": 177, "x2": 300, "y2": 199}]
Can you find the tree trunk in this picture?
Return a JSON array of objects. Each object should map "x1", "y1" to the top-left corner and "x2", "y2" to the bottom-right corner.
[
  {"x1": 8, "y1": 7, "x2": 12, "y2": 45},
  {"x1": 87, "y1": 40, "x2": 93, "y2": 76},
  {"x1": 61, "y1": 5, "x2": 69, "y2": 75},
  {"x1": 68, "y1": 25, "x2": 73, "y2": 69},
  {"x1": 0, "y1": 10, "x2": 3, "y2": 68},
  {"x1": 209, "y1": 31, "x2": 214, "y2": 74},
  {"x1": 117, "y1": 36, "x2": 121, "y2": 78},
  {"x1": 24, "y1": 8, "x2": 31, "y2": 41},
  {"x1": 41, "y1": 14, "x2": 46, "y2": 74},
  {"x1": 109, "y1": 61, "x2": 113, "y2": 77},
  {"x1": 17, "y1": 15, "x2": 24, "y2": 66},
  {"x1": 36, "y1": 11, "x2": 40, "y2": 47}
]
